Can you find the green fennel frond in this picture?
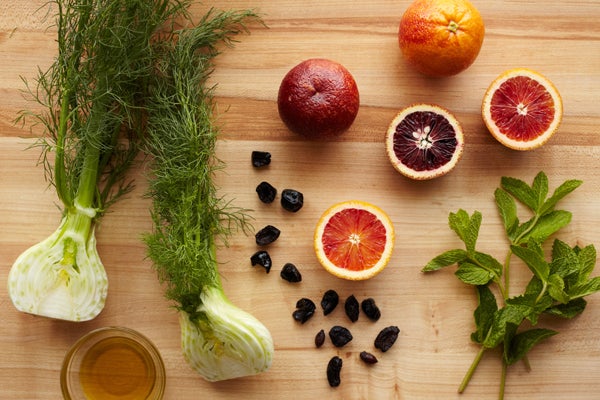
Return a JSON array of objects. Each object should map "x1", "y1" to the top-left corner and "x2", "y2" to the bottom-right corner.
[{"x1": 144, "y1": 8, "x2": 260, "y2": 310}]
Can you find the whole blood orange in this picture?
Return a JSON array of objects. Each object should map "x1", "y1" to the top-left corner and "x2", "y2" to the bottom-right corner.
[
  {"x1": 314, "y1": 201, "x2": 394, "y2": 281},
  {"x1": 398, "y1": 0, "x2": 485, "y2": 77},
  {"x1": 482, "y1": 68, "x2": 563, "y2": 151},
  {"x1": 386, "y1": 104, "x2": 464, "y2": 180},
  {"x1": 277, "y1": 58, "x2": 359, "y2": 139}
]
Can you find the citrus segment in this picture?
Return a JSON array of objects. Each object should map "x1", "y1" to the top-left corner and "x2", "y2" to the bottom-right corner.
[
  {"x1": 386, "y1": 104, "x2": 464, "y2": 180},
  {"x1": 314, "y1": 201, "x2": 394, "y2": 281},
  {"x1": 482, "y1": 68, "x2": 563, "y2": 151}
]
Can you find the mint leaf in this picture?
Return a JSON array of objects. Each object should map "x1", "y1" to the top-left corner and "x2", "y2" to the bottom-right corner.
[
  {"x1": 548, "y1": 273, "x2": 569, "y2": 304},
  {"x1": 471, "y1": 285, "x2": 498, "y2": 344},
  {"x1": 473, "y1": 251, "x2": 504, "y2": 279},
  {"x1": 576, "y1": 244, "x2": 597, "y2": 283},
  {"x1": 449, "y1": 210, "x2": 481, "y2": 255},
  {"x1": 504, "y1": 328, "x2": 558, "y2": 366},
  {"x1": 506, "y1": 293, "x2": 552, "y2": 325},
  {"x1": 526, "y1": 210, "x2": 572, "y2": 243},
  {"x1": 550, "y1": 239, "x2": 580, "y2": 281},
  {"x1": 501, "y1": 175, "x2": 539, "y2": 212},
  {"x1": 539, "y1": 179, "x2": 583, "y2": 216},
  {"x1": 456, "y1": 262, "x2": 495, "y2": 285},
  {"x1": 483, "y1": 304, "x2": 530, "y2": 349},
  {"x1": 545, "y1": 298, "x2": 587, "y2": 319},
  {"x1": 422, "y1": 249, "x2": 468, "y2": 272},
  {"x1": 569, "y1": 277, "x2": 600, "y2": 299},
  {"x1": 532, "y1": 171, "x2": 549, "y2": 211},
  {"x1": 511, "y1": 244, "x2": 550, "y2": 282},
  {"x1": 495, "y1": 188, "x2": 518, "y2": 237}
]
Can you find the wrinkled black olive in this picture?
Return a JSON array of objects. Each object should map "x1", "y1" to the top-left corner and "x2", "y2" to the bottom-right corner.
[
  {"x1": 255, "y1": 225, "x2": 281, "y2": 246},
  {"x1": 281, "y1": 189, "x2": 304, "y2": 212},
  {"x1": 256, "y1": 181, "x2": 277, "y2": 203},
  {"x1": 250, "y1": 250, "x2": 272, "y2": 273},
  {"x1": 359, "y1": 351, "x2": 378, "y2": 364},
  {"x1": 280, "y1": 263, "x2": 302, "y2": 283},
  {"x1": 251, "y1": 151, "x2": 271, "y2": 167},
  {"x1": 292, "y1": 297, "x2": 316, "y2": 324},
  {"x1": 321, "y1": 289, "x2": 339, "y2": 315},
  {"x1": 344, "y1": 294, "x2": 359, "y2": 322},
  {"x1": 327, "y1": 356, "x2": 343, "y2": 387},
  {"x1": 374, "y1": 326, "x2": 400, "y2": 352},
  {"x1": 315, "y1": 329, "x2": 325, "y2": 348},
  {"x1": 328, "y1": 325, "x2": 353, "y2": 348},
  {"x1": 361, "y1": 298, "x2": 381, "y2": 321}
]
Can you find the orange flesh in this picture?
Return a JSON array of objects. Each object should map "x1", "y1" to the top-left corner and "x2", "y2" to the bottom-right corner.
[
  {"x1": 490, "y1": 76, "x2": 555, "y2": 141},
  {"x1": 321, "y1": 208, "x2": 387, "y2": 271}
]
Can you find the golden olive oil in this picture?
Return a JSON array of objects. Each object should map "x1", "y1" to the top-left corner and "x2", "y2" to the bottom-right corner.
[{"x1": 79, "y1": 336, "x2": 156, "y2": 399}]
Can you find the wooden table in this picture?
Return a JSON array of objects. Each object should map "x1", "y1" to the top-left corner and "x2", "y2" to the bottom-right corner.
[{"x1": 1, "y1": 1, "x2": 600, "y2": 398}]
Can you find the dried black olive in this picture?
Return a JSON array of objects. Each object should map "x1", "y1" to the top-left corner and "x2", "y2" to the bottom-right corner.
[
  {"x1": 361, "y1": 298, "x2": 381, "y2": 321},
  {"x1": 251, "y1": 151, "x2": 271, "y2": 167},
  {"x1": 315, "y1": 329, "x2": 325, "y2": 348},
  {"x1": 255, "y1": 225, "x2": 281, "y2": 246},
  {"x1": 359, "y1": 351, "x2": 378, "y2": 364},
  {"x1": 344, "y1": 295, "x2": 359, "y2": 322},
  {"x1": 292, "y1": 297, "x2": 316, "y2": 324},
  {"x1": 327, "y1": 356, "x2": 343, "y2": 387},
  {"x1": 250, "y1": 250, "x2": 272, "y2": 273},
  {"x1": 374, "y1": 326, "x2": 400, "y2": 352},
  {"x1": 328, "y1": 325, "x2": 353, "y2": 348},
  {"x1": 321, "y1": 289, "x2": 339, "y2": 315},
  {"x1": 256, "y1": 181, "x2": 277, "y2": 203},
  {"x1": 281, "y1": 189, "x2": 304, "y2": 212},
  {"x1": 280, "y1": 263, "x2": 302, "y2": 283}
]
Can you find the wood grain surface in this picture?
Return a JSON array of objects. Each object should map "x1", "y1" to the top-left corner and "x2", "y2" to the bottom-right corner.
[{"x1": 1, "y1": 1, "x2": 600, "y2": 399}]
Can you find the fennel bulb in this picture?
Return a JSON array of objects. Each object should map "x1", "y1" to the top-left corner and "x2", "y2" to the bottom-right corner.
[
  {"x1": 180, "y1": 287, "x2": 274, "y2": 381},
  {"x1": 8, "y1": 208, "x2": 106, "y2": 321}
]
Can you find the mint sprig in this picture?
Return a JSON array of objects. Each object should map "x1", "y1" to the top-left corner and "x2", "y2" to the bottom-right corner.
[{"x1": 423, "y1": 172, "x2": 599, "y2": 399}]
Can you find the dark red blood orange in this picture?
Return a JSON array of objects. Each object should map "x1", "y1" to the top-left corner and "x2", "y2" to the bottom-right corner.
[
  {"x1": 386, "y1": 104, "x2": 464, "y2": 180},
  {"x1": 277, "y1": 59, "x2": 359, "y2": 139}
]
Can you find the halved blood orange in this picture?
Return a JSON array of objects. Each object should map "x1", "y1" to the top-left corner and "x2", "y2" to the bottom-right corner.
[
  {"x1": 482, "y1": 68, "x2": 563, "y2": 151},
  {"x1": 386, "y1": 104, "x2": 464, "y2": 180},
  {"x1": 314, "y1": 200, "x2": 394, "y2": 281}
]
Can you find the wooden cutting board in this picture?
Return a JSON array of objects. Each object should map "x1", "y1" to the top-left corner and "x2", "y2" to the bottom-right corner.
[{"x1": 1, "y1": 1, "x2": 600, "y2": 399}]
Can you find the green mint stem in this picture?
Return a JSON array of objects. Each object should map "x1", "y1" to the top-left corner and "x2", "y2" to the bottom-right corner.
[
  {"x1": 458, "y1": 346, "x2": 487, "y2": 393},
  {"x1": 499, "y1": 360, "x2": 507, "y2": 400}
]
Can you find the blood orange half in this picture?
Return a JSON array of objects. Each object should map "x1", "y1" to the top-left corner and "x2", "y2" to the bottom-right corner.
[
  {"x1": 386, "y1": 104, "x2": 464, "y2": 180},
  {"x1": 314, "y1": 201, "x2": 394, "y2": 281},
  {"x1": 482, "y1": 68, "x2": 563, "y2": 151}
]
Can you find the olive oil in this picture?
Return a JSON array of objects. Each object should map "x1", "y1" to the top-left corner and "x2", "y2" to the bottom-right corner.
[{"x1": 79, "y1": 336, "x2": 156, "y2": 399}]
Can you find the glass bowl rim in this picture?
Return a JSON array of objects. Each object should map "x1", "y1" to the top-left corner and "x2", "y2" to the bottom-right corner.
[{"x1": 60, "y1": 325, "x2": 166, "y2": 400}]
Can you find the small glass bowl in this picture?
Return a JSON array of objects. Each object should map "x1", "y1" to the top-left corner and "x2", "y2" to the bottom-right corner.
[{"x1": 61, "y1": 326, "x2": 166, "y2": 400}]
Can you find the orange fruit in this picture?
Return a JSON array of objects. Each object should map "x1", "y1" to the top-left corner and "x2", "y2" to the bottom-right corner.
[
  {"x1": 482, "y1": 68, "x2": 563, "y2": 151},
  {"x1": 314, "y1": 201, "x2": 394, "y2": 281},
  {"x1": 277, "y1": 58, "x2": 360, "y2": 139},
  {"x1": 386, "y1": 104, "x2": 464, "y2": 180},
  {"x1": 398, "y1": 0, "x2": 485, "y2": 77}
]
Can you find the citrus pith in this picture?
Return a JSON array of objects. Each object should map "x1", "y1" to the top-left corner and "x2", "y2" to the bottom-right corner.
[
  {"x1": 314, "y1": 201, "x2": 394, "y2": 281},
  {"x1": 482, "y1": 68, "x2": 563, "y2": 151},
  {"x1": 386, "y1": 104, "x2": 464, "y2": 180},
  {"x1": 398, "y1": 0, "x2": 485, "y2": 77}
]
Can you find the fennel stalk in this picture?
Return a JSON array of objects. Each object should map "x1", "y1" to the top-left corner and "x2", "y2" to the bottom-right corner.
[
  {"x1": 143, "y1": 9, "x2": 273, "y2": 381},
  {"x1": 8, "y1": 0, "x2": 190, "y2": 321}
]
